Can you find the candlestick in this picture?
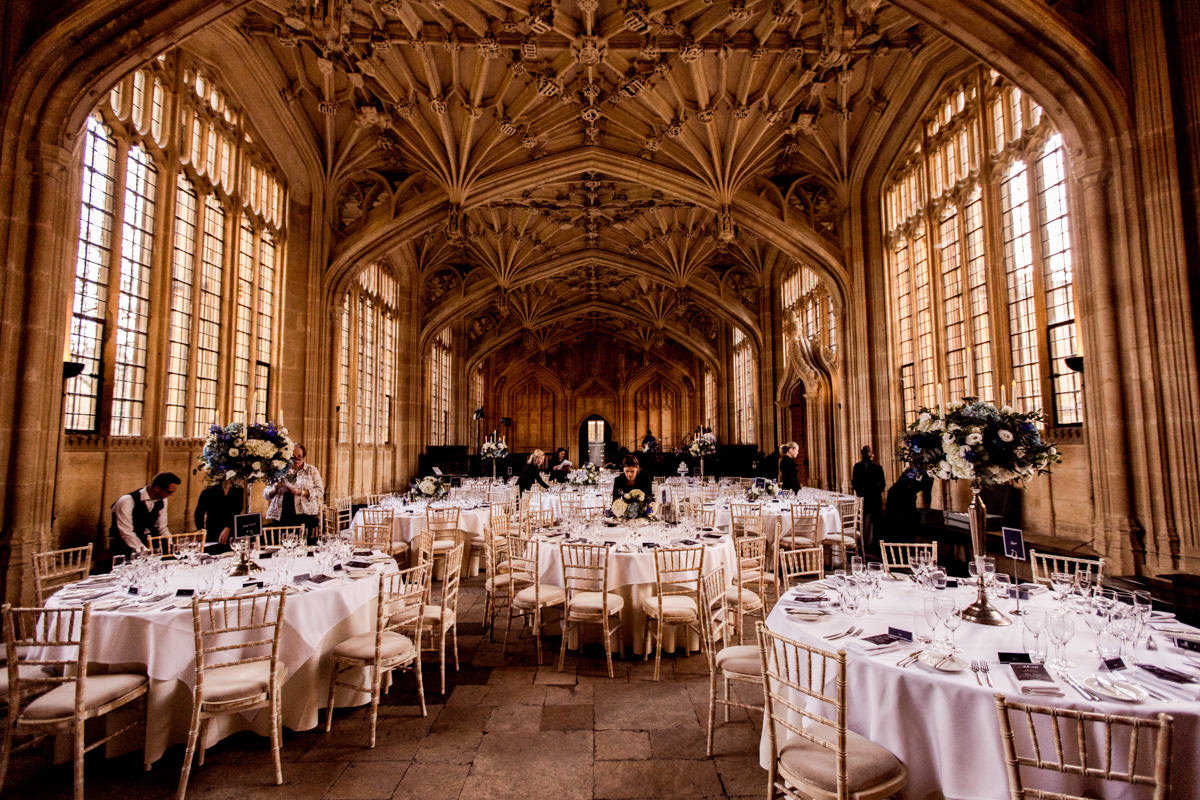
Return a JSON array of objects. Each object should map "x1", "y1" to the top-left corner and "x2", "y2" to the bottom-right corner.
[
  {"x1": 1000, "y1": 384, "x2": 1007, "y2": 408},
  {"x1": 966, "y1": 347, "x2": 974, "y2": 396},
  {"x1": 937, "y1": 382, "x2": 944, "y2": 414}
]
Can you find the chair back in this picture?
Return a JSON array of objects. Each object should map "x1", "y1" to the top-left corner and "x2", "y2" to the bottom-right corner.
[
  {"x1": 360, "y1": 507, "x2": 394, "y2": 526},
  {"x1": 426, "y1": 506, "x2": 461, "y2": 542},
  {"x1": 559, "y1": 493, "x2": 583, "y2": 520},
  {"x1": 147, "y1": 534, "x2": 173, "y2": 557},
  {"x1": 260, "y1": 525, "x2": 305, "y2": 548},
  {"x1": 560, "y1": 543, "x2": 610, "y2": 616},
  {"x1": 758, "y1": 623, "x2": 852, "y2": 797},
  {"x1": 488, "y1": 488, "x2": 512, "y2": 506},
  {"x1": 734, "y1": 535, "x2": 768, "y2": 589},
  {"x1": 382, "y1": 563, "x2": 430, "y2": 647},
  {"x1": 354, "y1": 521, "x2": 394, "y2": 553},
  {"x1": 1029, "y1": 550, "x2": 1105, "y2": 586},
  {"x1": 880, "y1": 541, "x2": 937, "y2": 575},
  {"x1": 729, "y1": 502, "x2": 762, "y2": 534},
  {"x1": 32, "y1": 544, "x2": 93, "y2": 604},
  {"x1": 651, "y1": 546, "x2": 705, "y2": 614},
  {"x1": 321, "y1": 504, "x2": 339, "y2": 538},
  {"x1": 172, "y1": 530, "x2": 207, "y2": 553},
  {"x1": 993, "y1": 694, "x2": 1172, "y2": 800},
  {"x1": 3, "y1": 603, "x2": 91, "y2": 713},
  {"x1": 190, "y1": 591, "x2": 286, "y2": 703},
  {"x1": 779, "y1": 547, "x2": 825, "y2": 584},
  {"x1": 525, "y1": 508, "x2": 555, "y2": 533},
  {"x1": 505, "y1": 534, "x2": 543, "y2": 605},
  {"x1": 789, "y1": 503, "x2": 820, "y2": 541},
  {"x1": 836, "y1": 497, "x2": 862, "y2": 535},
  {"x1": 412, "y1": 531, "x2": 434, "y2": 566},
  {"x1": 365, "y1": 493, "x2": 384, "y2": 506},
  {"x1": 438, "y1": 543, "x2": 465, "y2": 615},
  {"x1": 698, "y1": 566, "x2": 732, "y2": 670}
]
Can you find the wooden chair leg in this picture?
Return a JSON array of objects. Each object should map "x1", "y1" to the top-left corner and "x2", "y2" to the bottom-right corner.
[
  {"x1": 324, "y1": 662, "x2": 339, "y2": 732},
  {"x1": 73, "y1": 718, "x2": 85, "y2": 800},
  {"x1": 603, "y1": 617, "x2": 615, "y2": 678},
  {"x1": 176, "y1": 706, "x2": 202, "y2": 800},
  {"x1": 557, "y1": 618, "x2": 570, "y2": 672},
  {"x1": 653, "y1": 616, "x2": 664, "y2": 680},
  {"x1": 0, "y1": 715, "x2": 13, "y2": 794},
  {"x1": 414, "y1": 657, "x2": 427, "y2": 718},
  {"x1": 269, "y1": 689, "x2": 283, "y2": 785},
  {"x1": 706, "y1": 667, "x2": 718, "y2": 757},
  {"x1": 451, "y1": 624, "x2": 459, "y2": 672},
  {"x1": 368, "y1": 666, "x2": 382, "y2": 749}
]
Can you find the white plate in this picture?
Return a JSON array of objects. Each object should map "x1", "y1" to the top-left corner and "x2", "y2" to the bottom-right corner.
[
  {"x1": 918, "y1": 652, "x2": 967, "y2": 672},
  {"x1": 1084, "y1": 677, "x2": 1148, "y2": 703},
  {"x1": 1150, "y1": 610, "x2": 1177, "y2": 621}
]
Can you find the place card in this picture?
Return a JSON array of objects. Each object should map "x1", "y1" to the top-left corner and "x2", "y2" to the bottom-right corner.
[
  {"x1": 353, "y1": 550, "x2": 374, "y2": 557},
  {"x1": 1173, "y1": 637, "x2": 1200, "y2": 654},
  {"x1": 307, "y1": 574, "x2": 334, "y2": 584},
  {"x1": 1011, "y1": 663, "x2": 1054, "y2": 682},
  {"x1": 127, "y1": 586, "x2": 140, "y2": 595},
  {"x1": 333, "y1": 563, "x2": 344, "y2": 571},
  {"x1": 862, "y1": 633, "x2": 901, "y2": 646},
  {"x1": 998, "y1": 652, "x2": 1032, "y2": 664},
  {"x1": 258, "y1": 550, "x2": 273, "y2": 559},
  {"x1": 887, "y1": 626, "x2": 913, "y2": 642},
  {"x1": 293, "y1": 573, "x2": 311, "y2": 584},
  {"x1": 1136, "y1": 663, "x2": 1196, "y2": 684},
  {"x1": 242, "y1": 580, "x2": 264, "y2": 589},
  {"x1": 175, "y1": 588, "x2": 194, "y2": 597},
  {"x1": 346, "y1": 560, "x2": 371, "y2": 569},
  {"x1": 1102, "y1": 657, "x2": 1127, "y2": 672}
]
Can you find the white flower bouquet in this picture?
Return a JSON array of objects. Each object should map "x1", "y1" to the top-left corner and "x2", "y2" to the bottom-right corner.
[
  {"x1": 410, "y1": 475, "x2": 449, "y2": 501},
  {"x1": 568, "y1": 463, "x2": 600, "y2": 486},
  {"x1": 689, "y1": 432, "x2": 717, "y2": 458},
  {"x1": 898, "y1": 400, "x2": 1060, "y2": 486},
  {"x1": 746, "y1": 479, "x2": 779, "y2": 501},
  {"x1": 610, "y1": 488, "x2": 655, "y2": 520},
  {"x1": 481, "y1": 438, "x2": 508, "y2": 460},
  {"x1": 196, "y1": 422, "x2": 293, "y2": 485}
]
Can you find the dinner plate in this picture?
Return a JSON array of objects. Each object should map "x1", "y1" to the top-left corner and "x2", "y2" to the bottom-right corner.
[
  {"x1": 918, "y1": 652, "x2": 967, "y2": 672},
  {"x1": 1084, "y1": 676, "x2": 1148, "y2": 703}
]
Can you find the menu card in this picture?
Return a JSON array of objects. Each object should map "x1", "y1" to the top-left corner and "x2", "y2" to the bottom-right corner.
[{"x1": 1011, "y1": 663, "x2": 1054, "y2": 682}]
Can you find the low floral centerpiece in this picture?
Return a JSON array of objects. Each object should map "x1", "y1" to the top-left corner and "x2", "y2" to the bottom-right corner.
[
  {"x1": 196, "y1": 422, "x2": 293, "y2": 486},
  {"x1": 610, "y1": 488, "x2": 655, "y2": 521},
  {"x1": 899, "y1": 398, "x2": 1060, "y2": 625},
  {"x1": 746, "y1": 479, "x2": 779, "y2": 502},
  {"x1": 568, "y1": 463, "x2": 600, "y2": 486},
  {"x1": 409, "y1": 476, "x2": 449, "y2": 502}
]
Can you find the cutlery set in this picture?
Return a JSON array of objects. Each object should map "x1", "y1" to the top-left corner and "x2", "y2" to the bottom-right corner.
[
  {"x1": 970, "y1": 660, "x2": 993, "y2": 686},
  {"x1": 823, "y1": 626, "x2": 862, "y2": 641}
]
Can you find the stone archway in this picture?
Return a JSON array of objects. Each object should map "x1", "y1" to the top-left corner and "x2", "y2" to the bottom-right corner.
[
  {"x1": 579, "y1": 414, "x2": 613, "y2": 469},
  {"x1": 788, "y1": 383, "x2": 810, "y2": 487}
]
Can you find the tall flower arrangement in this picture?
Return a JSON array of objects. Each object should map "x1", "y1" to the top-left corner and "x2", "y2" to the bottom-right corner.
[
  {"x1": 898, "y1": 400, "x2": 1060, "y2": 486},
  {"x1": 688, "y1": 432, "x2": 717, "y2": 458},
  {"x1": 197, "y1": 422, "x2": 294, "y2": 485},
  {"x1": 568, "y1": 463, "x2": 600, "y2": 486},
  {"x1": 480, "y1": 438, "x2": 508, "y2": 460}
]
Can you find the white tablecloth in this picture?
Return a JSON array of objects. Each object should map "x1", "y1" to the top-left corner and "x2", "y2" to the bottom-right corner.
[
  {"x1": 350, "y1": 502, "x2": 491, "y2": 545},
  {"x1": 47, "y1": 553, "x2": 399, "y2": 762},
  {"x1": 762, "y1": 582, "x2": 1200, "y2": 799}
]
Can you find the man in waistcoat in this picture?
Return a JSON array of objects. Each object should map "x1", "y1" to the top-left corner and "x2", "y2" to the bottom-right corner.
[{"x1": 109, "y1": 471, "x2": 181, "y2": 558}]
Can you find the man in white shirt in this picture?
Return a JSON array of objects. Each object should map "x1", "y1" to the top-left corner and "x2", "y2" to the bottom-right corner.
[{"x1": 109, "y1": 471, "x2": 181, "y2": 558}]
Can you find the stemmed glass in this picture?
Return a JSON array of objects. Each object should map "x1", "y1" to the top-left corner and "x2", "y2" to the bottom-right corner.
[
  {"x1": 936, "y1": 597, "x2": 962, "y2": 653},
  {"x1": 1045, "y1": 609, "x2": 1075, "y2": 670},
  {"x1": 923, "y1": 597, "x2": 943, "y2": 654},
  {"x1": 1074, "y1": 569, "x2": 1093, "y2": 597},
  {"x1": 867, "y1": 562, "x2": 884, "y2": 598},
  {"x1": 1050, "y1": 571, "x2": 1073, "y2": 601},
  {"x1": 1022, "y1": 609, "x2": 1048, "y2": 664}
]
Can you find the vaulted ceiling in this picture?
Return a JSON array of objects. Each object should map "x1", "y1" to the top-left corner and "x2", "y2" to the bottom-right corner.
[{"x1": 232, "y1": 0, "x2": 936, "y2": 364}]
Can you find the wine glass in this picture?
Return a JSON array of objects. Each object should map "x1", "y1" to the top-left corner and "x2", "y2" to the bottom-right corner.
[
  {"x1": 923, "y1": 597, "x2": 943, "y2": 653},
  {"x1": 1022, "y1": 609, "x2": 1047, "y2": 664},
  {"x1": 1074, "y1": 569, "x2": 1093, "y2": 597},
  {"x1": 867, "y1": 562, "x2": 884, "y2": 598},
  {"x1": 1050, "y1": 571, "x2": 1073, "y2": 601},
  {"x1": 850, "y1": 556, "x2": 865, "y2": 578},
  {"x1": 982, "y1": 557, "x2": 996, "y2": 592},
  {"x1": 942, "y1": 601, "x2": 963, "y2": 653},
  {"x1": 1045, "y1": 609, "x2": 1075, "y2": 670}
]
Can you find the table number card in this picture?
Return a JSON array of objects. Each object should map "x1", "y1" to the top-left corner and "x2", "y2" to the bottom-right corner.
[
  {"x1": 1002, "y1": 527, "x2": 1027, "y2": 561},
  {"x1": 235, "y1": 512, "x2": 263, "y2": 542}
]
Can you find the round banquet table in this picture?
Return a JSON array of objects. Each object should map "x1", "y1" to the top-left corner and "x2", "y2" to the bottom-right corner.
[
  {"x1": 761, "y1": 579, "x2": 1200, "y2": 800},
  {"x1": 714, "y1": 499, "x2": 842, "y2": 544},
  {"x1": 534, "y1": 524, "x2": 738, "y2": 655},
  {"x1": 46, "y1": 551, "x2": 400, "y2": 763},
  {"x1": 350, "y1": 500, "x2": 492, "y2": 545}
]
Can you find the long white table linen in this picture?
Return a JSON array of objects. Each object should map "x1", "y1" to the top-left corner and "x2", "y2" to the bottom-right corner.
[{"x1": 761, "y1": 580, "x2": 1200, "y2": 799}]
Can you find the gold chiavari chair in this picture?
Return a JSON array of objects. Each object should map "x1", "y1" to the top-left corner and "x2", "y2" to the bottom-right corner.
[
  {"x1": 728, "y1": 535, "x2": 767, "y2": 643},
  {"x1": 558, "y1": 543, "x2": 624, "y2": 678},
  {"x1": 699, "y1": 566, "x2": 761, "y2": 757},
  {"x1": 418, "y1": 542, "x2": 464, "y2": 694},
  {"x1": 503, "y1": 534, "x2": 565, "y2": 665},
  {"x1": 729, "y1": 502, "x2": 763, "y2": 538},
  {"x1": 880, "y1": 541, "x2": 937, "y2": 576},
  {"x1": 259, "y1": 525, "x2": 305, "y2": 548},
  {"x1": 353, "y1": 522, "x2": 394, "y2": 557},
  {"x1": 333, "y1": 496, "x2": 353, "y2": 534},
  {"x1": 359, "y1": 506, "x2": 394, "y2": 526},
  {"x1": 825, "y1": 496, "x2": 863, "y2": 563},
  {"x1": 524, "y1": 508, "x2": 555, "y2": 534},
  {"x1": 642, "y1": 546, "x2": 706, "y2": 681},
  {"x1": 757, "y1": 622, "x2": 907, "y2": 800},
  {"x1": 147, "y1": 534, "x2": 173, "y2": 557},
  {"x1": 31, "y1": 544, "x2": 93, "y2": 604},
  {"x1": 1029, "y1": 550, "x2": 1105, "y2": 586},
  {"x1": 325, "y1": 564, "x2": 430, "y2": 744},
  {"x1": 365, "y1": 493, "x2": 385, "y2": 505},
  {"x1": 783, "y1": 503, "x2": 820, "y2": 549},
  {"x1": 0, "y1": 604, "x2": 150, "y2": 800},
  {"x1": 426, "y1": 506, "x2": 462, "y2": 588},
  {"x1": 171, "y1": 530, "x2": 206, "y2": 553},
  {"x1": 992, "y1": 694, "x2": 1172, "y2": 800},
  {"x1": 483, "y1": 529, "x2": 512, "y2": 640},
  {"x1": 778, "y1": 547, "x2": 825, "y2": 586},
  {"x1": 177, "y1": 591, "x2": 287, "y2": 800}
]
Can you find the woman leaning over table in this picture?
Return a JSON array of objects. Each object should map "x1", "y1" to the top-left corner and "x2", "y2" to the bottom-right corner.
[
  {"x1": 264, "y1": 442, "x2": 325, "y2": 542},
  {"x1": 518, "y1": 449, "x2": 550, "y2": 493}
]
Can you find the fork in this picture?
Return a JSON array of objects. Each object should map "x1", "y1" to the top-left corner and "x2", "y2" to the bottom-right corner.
[
  {"x1": 979, "y1": 660, "x2": 993, "y2": 687},
  {"x1": 825, "y1": 626, "x2": 861, "y2": 641},
  {"x1": 823, "y1": 626, "x2": 853, "y2": 640},
  {"x1": 970, "y1": 660, "x2": 983, "y2": 685}
]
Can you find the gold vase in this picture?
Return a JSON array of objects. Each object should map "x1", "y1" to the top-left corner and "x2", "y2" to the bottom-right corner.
[{"x1": 959, "y1": 482, "x2": 1011, "y2": 626}]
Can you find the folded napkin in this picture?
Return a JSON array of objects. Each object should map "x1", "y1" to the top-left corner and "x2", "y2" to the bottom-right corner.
[{"x1": 844, "y1": 635, "x2": 902, "y2": 654}]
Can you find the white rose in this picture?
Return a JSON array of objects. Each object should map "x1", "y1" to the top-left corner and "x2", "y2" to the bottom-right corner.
[
  {"x1": 611, "y1": 499, "x2": 628, "y2": 517},
  {"x1": 1001, "y1": 405, "x2": 1013, "y2": 414},
  {"x1": 229, "y1": 447, "x2": 240, "y2": 456},
  {"x1": 998, "y1": 429, "x2": 1013, "y2": 442},
  {"x1": 966, "y1": 432, "x2": 983, "y2": 445}
]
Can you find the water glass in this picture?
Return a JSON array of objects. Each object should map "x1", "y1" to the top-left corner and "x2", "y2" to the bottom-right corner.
[
  {"x1": 1050, "y1": 571, "x2": 1073, "y2": 601},
  {"x1": 1045, "y1": 609, "x2": 1075, "y2": 669},
  {"x1": 992, "y1": 573, "x2": 1011, "y2": 601},
  {"x1": 1074, "y1": 569, "x2": 1093, "y2": 596},
  {"x1": 1022, "y1": 625, "x2": 1047, "y2": 664},
  {"x1": 929, "y1": 569, "x2": 947, "y2": 591}
]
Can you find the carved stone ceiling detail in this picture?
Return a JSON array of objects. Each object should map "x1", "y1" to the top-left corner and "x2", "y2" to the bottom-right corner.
[{"x1": 240, "y1": 0, "x2": 927, "y2": 355}]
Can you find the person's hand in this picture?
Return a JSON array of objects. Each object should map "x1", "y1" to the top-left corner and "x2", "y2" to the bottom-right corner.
[{"x1": 218, "y1": 526, "x2": 230, "y2": 545}]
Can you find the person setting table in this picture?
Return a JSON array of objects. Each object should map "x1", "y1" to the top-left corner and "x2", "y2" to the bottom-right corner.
[
  {"x1": 264, "y1": 442, "x2": 324, "y2": 541},
  {"x1": 194, "y1": 478, "x2": 244, "y2": 554},
  {"x1": 612, "y1": 454, "x2": 653, "y2": 499},
  {"x1": 778, "y1": 441, "x2": 801, "y2": 492},
  {"x1": 518, "y1": 449, "x2": 551, "y2": 493},
  {"x1": 109, "y1": 471, "x2": 181, "y2": 559}
]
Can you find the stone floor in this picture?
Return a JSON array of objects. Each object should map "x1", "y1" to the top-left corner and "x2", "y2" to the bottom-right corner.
[{"x1": 3, "y1": 576, "x2": 767, "y2": 800}]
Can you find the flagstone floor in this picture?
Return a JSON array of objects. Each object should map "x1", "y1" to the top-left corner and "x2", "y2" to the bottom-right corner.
[{"x1": 3, "y1": 576, "x2": 767, "y2": 800}]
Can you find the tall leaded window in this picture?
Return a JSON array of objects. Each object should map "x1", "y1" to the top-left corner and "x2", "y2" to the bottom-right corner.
[
  {"x1": 884, "y1": 70, "x2": 1080, "y2": 426},
  {"x1": 340, "y1": 264, "x2": 399, "y2": 446},
  {"x1": 780, "y1": 264, "x2": 835, "y2": 365},
  {"x1": 428, "y1": 327, "x2": 452, "y2": 446},
  {"x1": 703, "y1": 366, "x2": 717, "y2": 431},
  {"x1": 731, "y1": 328, "x2": 756, "y2": 444},
  {"x1": 65, "y1": 55, "x2": 286, "y2": 438}
]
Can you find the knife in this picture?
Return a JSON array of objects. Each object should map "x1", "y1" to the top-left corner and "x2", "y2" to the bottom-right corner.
[{"x1": 1059, "y1": 672, "x2": 1100, "y2": 701}]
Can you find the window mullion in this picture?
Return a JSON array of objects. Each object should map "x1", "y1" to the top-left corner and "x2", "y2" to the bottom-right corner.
[
  {"x1": 977, "y1": 88, "x2": 1014, "y2": 395},
  {"x1": 97, "y1": 138, "x2": 132, "y2": 438},
  {"x1": 1023, "y1": 157, "x2": 1053, "y2": 421}
]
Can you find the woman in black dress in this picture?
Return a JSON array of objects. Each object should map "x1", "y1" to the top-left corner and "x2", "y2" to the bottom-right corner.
[
  {"x1": 517, "y1": 449, "x2": 550, "y2": 493},
  {"x1": 778, "y1": 441, "x2": 801, "y2": 492},
  {"x1": 194, "y1": 479, "x2": 244, "y2": 554},
  {"x1": 611, "y1": 454, "x2": 653, "y2": 499}
]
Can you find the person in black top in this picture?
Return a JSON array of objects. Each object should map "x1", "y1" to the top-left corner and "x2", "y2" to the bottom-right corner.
[
  {"x1": 612, "y1": 454, "x2": 653, "y2": 499},
  {"x1": 851, "y1": 445, "x2": 886, "y2": 549},
  {"x1": 109, "y1": 471, "x2": 181, "y2": 559},
  {"x1": 194, "y1": 479, "x2": 244, "y2": 554},
  {"x1": 548, "y1": 447, "x2": 571, "y2": 482},
  {"x1": 517, "y1": 449, "x2": 550, "y2": 493},
  {"x1": 778, "y1": 441, "x2": 801, "y2": 492}
]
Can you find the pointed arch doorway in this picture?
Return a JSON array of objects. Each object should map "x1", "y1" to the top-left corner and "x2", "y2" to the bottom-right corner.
[
  {"x1": 789, "y1": 384, "x2": 810, "y2": 486},
  {"x1": 579, "y1": 414, "x2": 612, "y2": 468}
]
